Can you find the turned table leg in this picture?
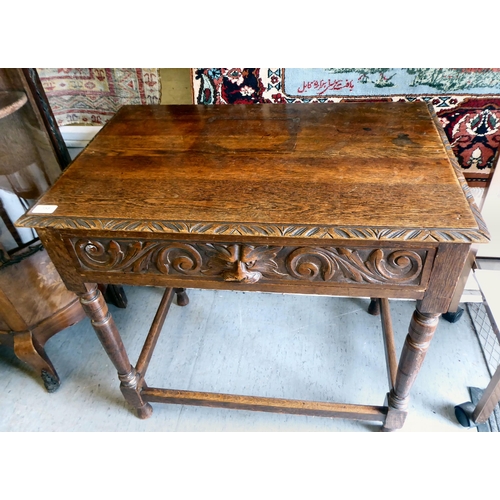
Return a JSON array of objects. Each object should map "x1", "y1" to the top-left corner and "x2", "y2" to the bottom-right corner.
[
  {"x1": 383, "y1": 306, "x2": 440, "y2": 431},
  {"x1": 78, "y1": 284, "x2": 152, "y2": 419}
]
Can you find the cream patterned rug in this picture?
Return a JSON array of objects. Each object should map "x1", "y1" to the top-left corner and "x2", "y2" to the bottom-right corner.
[{"x1": 37, "y1": 68, "x2": 161, "y2": 126}]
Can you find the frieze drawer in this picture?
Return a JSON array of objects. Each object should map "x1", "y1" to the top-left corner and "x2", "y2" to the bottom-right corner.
[{"x1": 68, "y1": 238, "x2": 434, "y2": 288}]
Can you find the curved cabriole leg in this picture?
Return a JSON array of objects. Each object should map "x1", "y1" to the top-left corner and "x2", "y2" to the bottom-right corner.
[
  {"x1": 382, "y1": 307, "x2": 440, "y2": 431},
  {"x1": 78, "y1": 285, "x2": 152, "y2": 419},
  {"x1": 174, "y1": 288, "x2": 189, "y2": 307},
  {"x1": 13, "y1": 331, "x2": 61, "y2": 392}
]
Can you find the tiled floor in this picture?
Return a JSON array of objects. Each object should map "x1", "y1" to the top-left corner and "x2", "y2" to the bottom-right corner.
[{"x1": 0, "y1": 286, "x2": 491, "y2": 432}]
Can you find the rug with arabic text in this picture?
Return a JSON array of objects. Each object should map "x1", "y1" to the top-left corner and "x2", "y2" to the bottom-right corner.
[{"x1": 193, "y1": 68, "x2": 500, "y2": 187}]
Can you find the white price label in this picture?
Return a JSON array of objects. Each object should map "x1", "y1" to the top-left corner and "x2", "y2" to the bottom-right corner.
[{"x1": 31, "y1": 204, "x2": 58, "y2": 214}]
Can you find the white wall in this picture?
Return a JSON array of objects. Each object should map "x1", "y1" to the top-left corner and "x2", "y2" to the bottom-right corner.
[{"x1": 0, "y1": 189, "x2": 37, "y2": 250}]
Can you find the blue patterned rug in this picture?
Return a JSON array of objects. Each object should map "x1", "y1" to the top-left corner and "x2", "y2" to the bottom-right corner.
[{"x1": 193, "y1": 68, "x2": 500, "y2": 187}]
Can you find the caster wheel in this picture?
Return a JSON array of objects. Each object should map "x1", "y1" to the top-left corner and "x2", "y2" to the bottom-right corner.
[
  {"x1": 443, "y1": 307, "x2": 464, "y2": 324},
  {"x1": 454, "y1": 401, "x2": 476, "y2": 427}
]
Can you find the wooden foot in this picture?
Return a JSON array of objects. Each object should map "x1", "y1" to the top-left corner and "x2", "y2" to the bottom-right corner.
[
  {"x1": 383, "y1": 394, "x2": 408, "y2": 431},
  {"x1": 174, "y1": 288, "x2": 189, "y2": 307},
  {"x1": 136, "y1": 402, "x2": 154, "y2": 419},
  {"x1": 382, "y1": 307, "x2": 440, "y2": 431},
  {"x1": 41, "y1": 370, "x2": 60, "y2": 393},
  {"x1": 118, "y1": 369, "x2": 153, "y2": 419},
  {"x1": 13, "y1": 330, "x2": 60, "y2": 392},
  {"x1": 78, "y1": 284, "x2": 149, "y2": 417},
  {"x1": 368, "y1": 298, "x2": 381, "y2": 316}
]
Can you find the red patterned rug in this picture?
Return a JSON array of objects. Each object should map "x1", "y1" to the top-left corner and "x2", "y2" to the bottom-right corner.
[
  {"x1": 37, "y1": 68, "x2": 161, "y2": 127},
  {"x1": 192, "y1": 68, "x2": 500, "y2": 187}
]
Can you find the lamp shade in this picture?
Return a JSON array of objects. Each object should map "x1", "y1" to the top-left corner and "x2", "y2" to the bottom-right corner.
[{"x1": 0, "y1": 91, "x2": 49, "y2": 199}]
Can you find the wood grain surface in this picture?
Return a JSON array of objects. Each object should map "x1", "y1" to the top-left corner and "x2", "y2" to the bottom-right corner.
[{"x1": 17, "y1": 102, "x2": 487, "y2": 242}]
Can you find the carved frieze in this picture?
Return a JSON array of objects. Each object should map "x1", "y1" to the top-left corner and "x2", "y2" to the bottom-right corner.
[
  {"x1": 17, "y1": 214, "x2": 489, "y2": 243},
  {"x1": 70, "y1": 238, "x2": 429, "y2": 286},
  {"x1": 286, "y1": 247, "x2": 423, "y2": 284},
  {"x1": 74, "y1": 240, "x2": 202, "y2": 274}
]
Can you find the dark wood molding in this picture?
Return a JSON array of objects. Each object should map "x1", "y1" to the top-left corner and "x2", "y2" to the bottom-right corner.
[{"x1": 21, "y1": 68, "x2": 72, "y2": 169}]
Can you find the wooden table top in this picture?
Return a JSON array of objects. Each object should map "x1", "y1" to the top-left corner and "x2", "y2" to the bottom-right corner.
[{"x1": 18, "y1": 102, "x2": 489, "y2": 244}]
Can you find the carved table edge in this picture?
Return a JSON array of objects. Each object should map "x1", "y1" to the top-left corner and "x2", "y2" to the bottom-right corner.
[
  {"x1": 426, "y1": 103, "x2": 490, "y2": 243},
  {"x1": 15, "y1": 215, "x2": 490, "y2": 244}
]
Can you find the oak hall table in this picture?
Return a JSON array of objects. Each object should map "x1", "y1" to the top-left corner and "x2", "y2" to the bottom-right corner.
[{"x1": 16, "y1": 102, "x2": 490, "y2": 431}]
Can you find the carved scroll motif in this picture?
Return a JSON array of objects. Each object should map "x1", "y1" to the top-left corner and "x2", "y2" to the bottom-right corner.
[
  {"x1": 74, "y1": 239, "x2": 202, "y2": 275},
  {"x1": 286, "y1": 247, "x2": 423, "y2": 284},
  {"x1": 72, "y1": 239, "x2": 426, "y2": 286},
  {"x1": 74, "y1": 240, "x2": 284, "y2": 283}
]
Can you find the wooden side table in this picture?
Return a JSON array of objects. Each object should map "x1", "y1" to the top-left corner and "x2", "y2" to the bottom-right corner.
[{"x1": 16, "y1": 102, "x2": 490, "y2": 430}]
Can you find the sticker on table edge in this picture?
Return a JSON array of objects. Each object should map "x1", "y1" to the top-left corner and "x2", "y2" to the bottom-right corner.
[{"x1": 31, "y1": 205, "x2": 58, "y2": 214}]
